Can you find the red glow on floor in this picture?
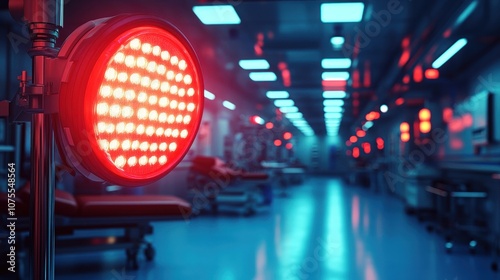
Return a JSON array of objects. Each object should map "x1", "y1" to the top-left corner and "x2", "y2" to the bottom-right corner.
[
  {"x1": 353, "y1": 69, "x2": 360, "y2": 88},
  {"x1": 364, "y1": 61, "x2": 371, "y2": 88}
]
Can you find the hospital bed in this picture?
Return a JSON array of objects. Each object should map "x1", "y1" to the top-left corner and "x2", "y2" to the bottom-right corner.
[
  {"x1": 187, "y1": 156, "x2": 270, "y2": 215},
  {"x1": 0, "y1": 182, "x2": 191, "y2": 272}
]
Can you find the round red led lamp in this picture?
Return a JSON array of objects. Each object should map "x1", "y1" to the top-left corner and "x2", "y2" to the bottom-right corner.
[{"x1": 52, "y1": 15, "x2": 204, "y2": 186}]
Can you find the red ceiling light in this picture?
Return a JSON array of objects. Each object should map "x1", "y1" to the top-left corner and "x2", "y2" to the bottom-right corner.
[
  {"x1": 52, "y1": 15, "x2": 204, "y2": 186},
  {"x1": 395, "y1": 97, "x2": 405, "y2": 106},
  {"x1": 425, "y1": 68, "x2": 440, "y2": 80},
  {"x1": 400, "y1": 122, "x2": 410, "y2": 142},
  {"x1": 418, "y1": 108, "x2": 431, "y2": 134},
  {"x1": 265, "y1": 122, "x2": 274, "y2": 129},
  {"x1": 285, "y1": 143, "x2": 293, "y2": 150},
  {"x1": 413, "y1": 65, "x2": 423, "y2": 83},
  {"x1": 274, "y1": 139, "x2": 282, "y2": 147},
  {"x1": 362, "y1": 142, "x2": 371, "y2": 154},
  {"x1": 350, "y1": 136, "x2": 358, "y2": 143},
  {"x1": 353, "y1": 147, "x2": 360, "y2": 158},
  {"x1": 283, "y1": 132, "x2": 292, "y2": 140},
  {"x1": 376, "y1": 137, "x2": 384, "y2": 149},
  {"x1": 356, "y1": 130, "x2": 366, "y2": 138}
]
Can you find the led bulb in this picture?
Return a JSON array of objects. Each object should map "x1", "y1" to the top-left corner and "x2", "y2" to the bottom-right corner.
[
  {"x1": 159, "y1": 155, "x2": 167, "y2": 165},
  {"x1": 139, "y1": 156, "x2": 148, "y2": 166},
  {"x1": 105, "y1": 68, "x2": 117, "y2": 81},
  {"x1": 140, "y1": 141, "x2": 149, "y2": 151},
  {"x1": 130, "y1": 38, "x2": 141, "y2": 50},
  {"x1": 114, "y1": 156, "x2": 126, "y2": 168},
  {"x1": 114, "y1": 52, "x2": 125, "y2": 63}
]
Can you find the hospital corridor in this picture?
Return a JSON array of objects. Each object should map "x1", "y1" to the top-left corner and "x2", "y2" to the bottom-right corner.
[{"x1": 1, "y1": 0, "x2": 500, "y2": 279}]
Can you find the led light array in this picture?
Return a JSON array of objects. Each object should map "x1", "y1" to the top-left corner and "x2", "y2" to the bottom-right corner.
[{"x1": 94, "y1": 36, "x2": 198, "y2": 173}]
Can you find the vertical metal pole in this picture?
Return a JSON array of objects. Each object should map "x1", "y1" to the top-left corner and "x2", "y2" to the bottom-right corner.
[{"x1": 29, "y1": 55, "x2": 55, "y2": 280}]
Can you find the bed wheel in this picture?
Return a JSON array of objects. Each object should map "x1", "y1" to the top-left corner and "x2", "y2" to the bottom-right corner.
[{"x1": 144, "y1": 244, "x2": 155, "y2": 261}]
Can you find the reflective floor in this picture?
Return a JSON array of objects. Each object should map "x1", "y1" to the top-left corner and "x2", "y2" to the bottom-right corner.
[{"x1": 55, "y1": 177, "x2": 498, "y2": 280}]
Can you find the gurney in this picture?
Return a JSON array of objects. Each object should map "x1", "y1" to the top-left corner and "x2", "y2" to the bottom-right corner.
[
  {"x1": 0, "y1": 182, "x2": 191, "y2": 271},
  {"x1": 187, "y1": 156, "x2": 271, "y2": 215}
]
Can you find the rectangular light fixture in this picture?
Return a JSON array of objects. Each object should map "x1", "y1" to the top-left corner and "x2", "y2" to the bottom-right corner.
[
  {"x1": 321, "y1": 3, "x2": 365, "y2": 23},
  {"x1": 322, "y1": 58, "x2": 352, "y2": 69},
  {"x1": 432, "y1": 38, "x2": 468, "y2": 69},
  {"x1": 324, "y1": 99, "x2": 345, "y2": 107},
  {"x1": 293, "y1": 120, "x2": 308, "y2": 125},
  {"x1": 323, "y1": 91, "x2": 347, "y2": 99},
  {"x1": 455, "y1": 1, "x2": 478, "y2": 28},
  {"x1": 279, "y1": 106, "x2": 299, "y2": 113},
  {"x1": 204, "y1": 90, "x2": 216, "y2": 100},
  {"x1": 250, "y1": 72, "x2": 277, "y2": 81},
  {"x1": 322, "y1": 72, "x2": 350, "y2": 81},
  {"x1": 193, "y1": 5, "x2": 241, "y2": 25},
  {"x1": 324, "y1": 106, "x2": 344, "y2": 113},
  {"x1": 331, "y1": 36, "x2": 345, "y2": 46},
  {"x1": 325, "y1": 112, "x2": 343, "y2": 119},
  {"x1": 326, "y1": 120, "x2": 341, "y2": 125},
  {"x1": 222, "y1": 100, "x2": 236, "y2": 110},
  {"x1": 285, "y1": 112, "x2": 303, "y2": 119},
  {"x1": 274, "y1": 99, "x2": 294, "y2": 107},
  {"x1": 266, "y1": 91, "x2": 289, "y2": 99},
  {"x1": 239, "y1": 59, "x2": 270, "y2": 70}
]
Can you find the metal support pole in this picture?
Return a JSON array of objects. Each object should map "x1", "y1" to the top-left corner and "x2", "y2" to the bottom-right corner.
[
  {"x1": 29, "y1": 55, "x2": 55, "y2": 280},
  {"x1": 11, "y1": 1, "x2": 64, "y2": 279}
]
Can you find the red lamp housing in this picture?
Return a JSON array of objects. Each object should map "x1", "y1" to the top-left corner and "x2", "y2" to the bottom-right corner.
[{"x1": 50, "y1": 15, "x2": 204, "y2": 186}]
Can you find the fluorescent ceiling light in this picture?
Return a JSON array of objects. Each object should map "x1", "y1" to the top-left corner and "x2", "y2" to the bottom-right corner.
[
  {"x1": 324, "y1": 99, "x2": 345, "y2": 107},
  {"x1": 322, "y1": 59, "x2": 352, "y2": 69},
  {"x1": 324, "y1": 106, "x2": 344, "y2": 113},
  {"x1": 239, "y1": 59, "x2": 270, "y2": 70},
  {"x1": 432, "y1": 38, "x2": 468, "y2": 68},
  {"x1": 204, "y1": 90, "x2": 216, "y2": 100},
  {"x1": 321, "y1": 3, "x2": 365, "y2": 23},
  {"x1": 293, "y1": 121, "x2": 308, "y2": 126},
  {"x1": 323, "y1": 91, "x2": 347, "y2": 99},
  {"x1": 279, "y1": 106, "x2": 299, "y2": 113},
  {"x1": 380, "y1": 104, "x2": 388, "y2": 113},
  {"x1": 222, "y1": 100, "x2": 236, "y2": 110},
  {"x1": 253, "y1": 116, "x2": 265, "y2": 125},
  {"x1": 286, "y1": 112, "x2": 303, "y2": 119},
  {"x1": 331, "y1": 36, "x2": 345, "y2": 46},
  {"x1": 455, "y1": 1, "x2": 478, "y2": 28},
  {"x1": 363, "y1": 121, "x2": 374, "y2": 130},
  {"x1": 266, "y1": 91, "x2": 289, "y2": 99},
  {"x1": 325, "y1": 112, "x2": 343, "y2": 119},
  {"x1": 322, "y1": 71, "x2": 350, "y2": 81},
  {"x1": 193, "y1": 5, "x2": 241, "y2": 25},
  {"x1": 274, "y1": 99, "x2": 294, "y2": 107},
  {"x1": 250, "y1": 72, "x2": 277, "y2": 81}
]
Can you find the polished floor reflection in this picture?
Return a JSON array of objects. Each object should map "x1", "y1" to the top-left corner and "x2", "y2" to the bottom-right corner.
[{"x1": 55, "y1": 177, "x2": 498, "y2": 280}]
